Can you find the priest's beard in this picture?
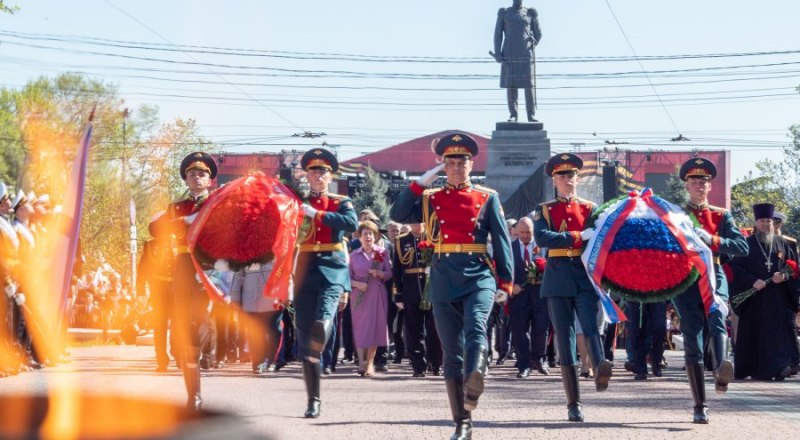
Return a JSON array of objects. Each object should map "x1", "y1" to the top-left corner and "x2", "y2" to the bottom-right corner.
[{"x1": 755, "y1": 230, "x2": 775, "y2": 248}]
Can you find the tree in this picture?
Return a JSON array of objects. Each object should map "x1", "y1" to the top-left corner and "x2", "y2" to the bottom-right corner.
[
  {"x1": 0, "y1": 1, "x2": 18, "y2": 14},
  {"x1": 730, "y1": 173, "x2": 790, "y2": 231},
  {"x1": 352, "y1": 167, "x2": 390, "y2": 227},
  {"x1": 661, "y1": 166, "x2": 688, "y2": 207},
  {"x1": 0, "y1": 73, "x2": 218, "y2": 282}
]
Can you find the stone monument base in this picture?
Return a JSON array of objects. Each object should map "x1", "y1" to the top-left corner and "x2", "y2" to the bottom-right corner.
[{"x1": 485, "y1": 121, "x2": 552, "y2": 218}]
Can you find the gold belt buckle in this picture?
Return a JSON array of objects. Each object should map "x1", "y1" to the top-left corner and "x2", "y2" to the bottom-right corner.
[
  {"x1": 455, "y1": 244, "x2": 463, "y2": 252},
  {"x1": 566, "y1": 249, "x2": 573, "y2": 258},
  {"x1": 313, "y1": 244, "x2": 321, "y2": 252}
]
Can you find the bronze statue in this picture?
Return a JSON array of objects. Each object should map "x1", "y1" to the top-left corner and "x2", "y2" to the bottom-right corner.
[{"x1": 492, "y1": 0, "x2": 542, "y2": 122}]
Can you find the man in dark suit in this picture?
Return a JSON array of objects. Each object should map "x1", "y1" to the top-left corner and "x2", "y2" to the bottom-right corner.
[{"x1": 509, "y1": 217, "x2": 550, "y2": 378}]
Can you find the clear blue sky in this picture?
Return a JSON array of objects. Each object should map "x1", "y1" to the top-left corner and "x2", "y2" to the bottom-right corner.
[{"x1": 1, "y1": 0, "x2": 798, "y2": 182}]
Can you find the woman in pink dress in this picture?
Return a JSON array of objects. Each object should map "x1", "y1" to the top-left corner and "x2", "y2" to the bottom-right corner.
[{"x1": 349, "y1": 221, "x2": 391, "y2": 376}]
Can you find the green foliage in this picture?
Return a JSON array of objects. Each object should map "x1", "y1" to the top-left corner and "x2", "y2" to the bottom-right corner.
[
  {"x1": 0, "y1": 1, "x2": 18, "y2": 14},
  {"x1": 731, "y1": 174, "x2": 791, "y2": 232},
  {"x1": 661, "y1": 166, "x2": 689, "y2": 207},
  {"x1": 0, "y1": 73, "x2": 218, "y2": 282},
  {"x1": 351, "y1": 167, "x2": 390, "y2": 227}
]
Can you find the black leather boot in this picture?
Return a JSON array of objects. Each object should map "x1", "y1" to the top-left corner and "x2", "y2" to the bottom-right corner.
[
  {"x1": 464, "y1": 346, "x2": 488, "y2": 411},
  {"x1": 686, "y1": 362, "x2": 709, "y2": 424},
  {"x1": 445, "y1": 377, "x2": 472, "y2": 440},
  {"x1": 182, "y1": 347, "x2": 202, "y2": 412},
  {"x1": 561, "y1": 365, "x2": 584, "y2": 422},
  {"x1": 303, "y1": 361, "x2": 322, "y2": 418},
  {"x1": 587, "y1": 334, "x2": 612, "y2": 392},
  {"x1": 710, "y1": 333, "x2": 733, "y2": 393},
  {"x1": 306, "y1": 320, "x2": 332, "y2": 364}
]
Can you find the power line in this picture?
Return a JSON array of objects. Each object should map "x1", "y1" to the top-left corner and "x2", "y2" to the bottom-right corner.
[
  {"x1": 603, "y1": 0, "x2": 680, "y2": 134},
  {"x1": 4, "y1": 39, "x2": 800, "y2": 80},
  {"x1": 102, "y1": 0, "x2": 304, "y2": 131},
  {"x1": 1, "y1": 29, "x2": 799, "y2": 64}
]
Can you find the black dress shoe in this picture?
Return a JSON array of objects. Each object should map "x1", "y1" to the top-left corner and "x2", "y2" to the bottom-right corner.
[
  {"x1": 634, "y1": 373, "x2": 647, "y2": 380},
  {"x1": 495, "y1": 358, "x2": 505, "y2": 366},
  {"x1": 652, "y1": 368, "x2": 662, "y2": 377},
  {"x1": 187, "y1": 395, "x2": 203, "y2": 412},
  {"x1": 547, "y1": 359, "x2": 556, "y2": 368},
  {"x1": 375, "y1": 364, "x2": 388, "y2": 373},
  {"x1": 274, "y1": 360, "x2": 287, "y2": 371},
  {"x1": 199, "y1": 357, "x2": 213, "y2": 370},
  {"x1": 624, "y1": 361, "x2": 634, "y2": 372},
  {"x1": 568, "y1": 403, "x2": 584, "y2": 422},
  {"x1": 413, "y1": 371, "x2": 426, "y2": 378},
  {"x1": 213, "y1": 360, "x2": 225, "y2": 369},
  {"x1": 532, "y1": 361, "x2": 550, "y2": 375},
  {"x1": 253, "y1": 363, "x2": 267, "y2": 375},
  {"x1": 432, "y1": 367, "x2": 441, "y2": 376},
  {"x1": 516, "y1": 368, "x2": 531, "y2": 378},
  {"x1": 304, "y1": 400, "x2": 321, "y2": 418}
]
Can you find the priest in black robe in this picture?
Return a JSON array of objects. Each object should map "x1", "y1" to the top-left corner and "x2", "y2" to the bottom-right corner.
[{"x1": 730, "y1": 203, "x2": 800, "y2": 381}]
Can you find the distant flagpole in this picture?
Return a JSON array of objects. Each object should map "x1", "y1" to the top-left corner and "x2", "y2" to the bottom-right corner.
[{"x1": 54, "y1": 109, "x2": 94, "y2": 328}]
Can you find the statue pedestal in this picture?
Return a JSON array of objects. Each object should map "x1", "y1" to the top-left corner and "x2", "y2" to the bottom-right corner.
[{"x1": 485, "y1": 122, "x2": 552, "y2": 216}]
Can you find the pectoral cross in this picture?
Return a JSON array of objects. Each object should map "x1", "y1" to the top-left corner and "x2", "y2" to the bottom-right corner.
[{"x1": 765, "y1": 259, "x2": 773, "y2": 272}]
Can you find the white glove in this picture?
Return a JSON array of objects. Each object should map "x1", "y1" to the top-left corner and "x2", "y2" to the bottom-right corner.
[
  {"x1": 302, "y1": 204, "x2": 318, "y2": 218},
  {"x1": 494, "y1": 289, "x2": 508, "y2": 304},
  {"x1": 580, "y1": 228, "x2": 595, "y2": 241},
  {"x1": 395, "y1": 302, "x2": 404, "y2": 310},
  {"x1": 224, "y1": 296, "x2": 232, "y2": 305},
  {"x1": 417, "y1": 163, "x2": 445, "y2": 187},
  {"x1": 694, "y1": 227, "x2": 713, "y2": 245},
  {"x1": 14, "y1": 293, "x2": 26, "y2": 306},
  {"x1": 4, "y1": 282, "x2": 16, "y2": 298},
  {"x1": 184, "y1": 213, "x2": 198, "y2": 224}
]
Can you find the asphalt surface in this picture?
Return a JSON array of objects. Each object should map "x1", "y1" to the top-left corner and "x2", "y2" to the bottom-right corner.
[{"x1": 1, "y1": 344, "x2": 798, "y2": 439}]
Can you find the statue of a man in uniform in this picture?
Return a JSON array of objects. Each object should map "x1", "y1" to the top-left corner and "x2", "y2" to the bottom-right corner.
[{"x1": 493, "y1": 0, "x2": 542, "y2": 122}]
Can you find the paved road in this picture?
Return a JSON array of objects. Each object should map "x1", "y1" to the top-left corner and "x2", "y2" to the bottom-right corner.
[{"x1": 1, "y1": 345, "x2": 798, "y2": 439}]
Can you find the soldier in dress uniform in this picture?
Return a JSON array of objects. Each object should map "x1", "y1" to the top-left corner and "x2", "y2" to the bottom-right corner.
[
  {"x1": 391, "y1": 132, "x2": 513, "y2": 440},
  {"x1": 137, "y1": 228, "x2": 176, "y2": 373},
  {"x1": 294, "y1": 148, "x2": 358, "y2": 418},
  {"x1": 675, "y1": 157, "x2": 748, "y2": 423},
  {"x1": 149, "y1": 152, "x2": 217, "y2": 411},
  {"x1": 533, "y1": 153, "x2": 611, "y2": 423},
  {"x1": 392, "y1": 222, "x2": 442, "y2": 377}
]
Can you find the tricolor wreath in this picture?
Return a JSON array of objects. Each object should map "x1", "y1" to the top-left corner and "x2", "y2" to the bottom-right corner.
[{"x1": 581, "y1": 188, "x2": 725, "y2": 321}]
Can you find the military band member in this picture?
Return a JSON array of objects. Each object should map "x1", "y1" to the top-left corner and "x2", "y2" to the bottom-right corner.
[
  {"x1": 149, "y1": 152, "x2": 217, "y2": 411},
  {"x1": 533, "y1": 153, "x2": 610, "y2": 423},
  {"x1": 392, "y1": 222, "x2": 442, "y2": 377},
  {"x1": 294, "y1": 148, "x2": 358, "y2": 418},
  {"x1": 675, "y1": 157, "x2": 748, "y2": 423},
  {"x1": 391, "y1": 132, "x2": 513, "y2": 440}
]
